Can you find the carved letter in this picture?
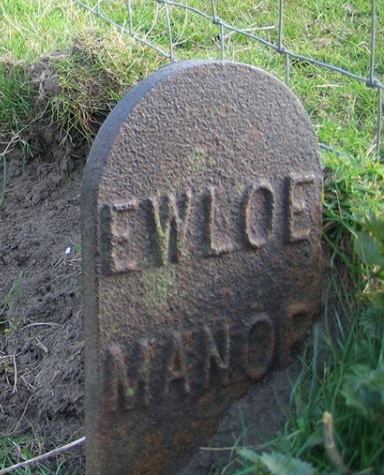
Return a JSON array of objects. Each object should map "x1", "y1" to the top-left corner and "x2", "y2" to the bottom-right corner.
[
  {"x1": 204, "y1": 321, "x2": 230, "y2": 387},
  {"x1": 287, "y1": 175, "x2": 315, "y2": 242},
  {"x1": 106, "y1": 341, "x2": 152, "y2": 412},
  {"x1": 243, "y1": 313, "x2": 275, "y2": 381},
  {"x1": 100, "y1": 201, "x2": 139, "y2": 275},
  {"x1": 287, "y1": 302, "x2": 315, "y2": 349},
  {"x1": 244, "y1": 182, "x2": 275, "y2": 248},
  {"x1": 205, "y1": 187, "x2": 233, "y2": 256},
  {"x1": 164, "y1": 332, "x2": 191, "y2": 396},
  {"x1": 149, "y1": 190, "x2": 192, "y2": 266}
]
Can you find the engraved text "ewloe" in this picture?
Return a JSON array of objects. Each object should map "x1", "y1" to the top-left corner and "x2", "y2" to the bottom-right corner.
[{"x1": 99, "y1": 176, "x2": 316, "y2": 274}]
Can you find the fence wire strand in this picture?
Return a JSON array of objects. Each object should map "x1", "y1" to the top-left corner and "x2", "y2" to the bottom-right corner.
[{"x1": 73, "y1": 0, "x2": 383, "y2": 160}]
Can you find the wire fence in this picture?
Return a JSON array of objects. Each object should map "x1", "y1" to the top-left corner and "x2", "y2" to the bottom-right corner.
[{"x1": 73, "y1": 0, "x2": 383, "y2": 160}]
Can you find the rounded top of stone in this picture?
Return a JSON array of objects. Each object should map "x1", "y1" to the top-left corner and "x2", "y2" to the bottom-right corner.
[{"x1": 82, "y1": 60, "x2": 320, "y2": 202}]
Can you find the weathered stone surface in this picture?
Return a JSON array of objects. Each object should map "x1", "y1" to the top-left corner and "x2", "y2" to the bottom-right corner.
[{"x1": 81, "y1": 60, "x2": 322, "y2": 475}]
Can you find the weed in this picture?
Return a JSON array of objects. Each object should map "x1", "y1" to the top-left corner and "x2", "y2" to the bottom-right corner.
[
  {"x1": 0, "y1": 60, "x2": 31, "y2": 135},
  {"x1": 322, "y1": 151, "x2": 384, "y2": 273},
  {"x1": 0, "y1": 272, "x2": 23, "y2": 334},
  {"x1": 49, "y1": 31, "x2": 163, "y2": 139},
  {"x1": 0, "y1": 435, "x2": 69, "y2": 475},
  {"x1": 0, "y1": 156, "x2": 7, "y2": 209}
]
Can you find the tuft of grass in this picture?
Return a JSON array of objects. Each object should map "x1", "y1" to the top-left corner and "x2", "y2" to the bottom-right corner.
[
  {"x1": 0, "y1": 61, "x2": 31, "y2": 135},
  {"x1": 0, "y1": 435, "x2": 72, "y2": 475},
  {"x1": 0, "y1": 1, "x2": 166, "y2": 145},
  {"x1": 49, "y1": 31, "x2": 163, "y2": 139},
  {"x1": 280, "y1": 282, "x2": 384, "y2": 473},
  {"x1": 0, "y1": 272, "x2": 23, "y2": 334},
  {"x1": 322, "y1": 151, "x2": 384, "y2": 271}
]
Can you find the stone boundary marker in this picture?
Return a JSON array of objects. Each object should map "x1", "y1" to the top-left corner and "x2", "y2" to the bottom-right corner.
[{"x1": 81, "y1": 60, "x2": 322, "y2": 475}]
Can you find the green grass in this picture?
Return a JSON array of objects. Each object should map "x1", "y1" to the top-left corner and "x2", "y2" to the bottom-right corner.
[
  {"x1": 0, "y1": 435, "x2": 70, "y2": 475},
  {"x1": 1, "y1": 1, "x2": 384, "y2": 474},
  {"x1": 0, "y1": 0, "x2": 383, "y2": 155},
  {"x1": 0, "y1": 272, "x2": 23, "y2": 334}
]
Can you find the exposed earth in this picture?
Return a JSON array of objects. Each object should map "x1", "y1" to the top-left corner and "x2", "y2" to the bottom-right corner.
[{"x1": 0, "y1": 133, "x2": 85, "y2": 472}]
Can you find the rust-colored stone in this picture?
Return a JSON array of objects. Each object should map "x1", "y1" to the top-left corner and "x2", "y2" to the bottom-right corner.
[{"x1": 81, "y1": 60, "x2": 322, "y2": 475}]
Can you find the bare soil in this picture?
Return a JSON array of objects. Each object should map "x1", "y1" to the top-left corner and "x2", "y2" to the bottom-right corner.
[{"x1": 0, "y1": 130, "x2": 85, "y2": 471}]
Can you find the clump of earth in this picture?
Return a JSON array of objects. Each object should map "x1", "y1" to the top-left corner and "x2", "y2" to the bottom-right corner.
[{"x1": 0, "y1": 53, "x2": 306, "y2": 474}]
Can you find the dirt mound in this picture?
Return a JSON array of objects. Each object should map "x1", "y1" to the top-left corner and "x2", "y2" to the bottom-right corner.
[
  {"x1": 0, "y1": 144, "x2": 84, "y2": 469},
  {"x1": 0, "y1": 51, "x2": 88, "y2": 465}
]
